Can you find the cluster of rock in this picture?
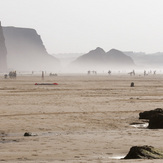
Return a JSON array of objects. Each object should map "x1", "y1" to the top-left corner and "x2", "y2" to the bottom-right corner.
[
  {"x1": 124, "y1": 108, "x2": 163, "y2": 159},
  {"x1": 139, "y1": 108, "x2": 163, "y2": 129}
]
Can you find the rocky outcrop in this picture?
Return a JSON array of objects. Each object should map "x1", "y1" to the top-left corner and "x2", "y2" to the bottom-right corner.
[
  {"x1": 139, "y1": 108, "x2": 163, "y2": 120},
  {"x1": 139, "y1": 108, "x2": 163, "y2": 129},
  {"x1": 0, "y1": 22, "x2": 7, "y2": 72},
  {"x1": 3, "y1": 26, "x2": 60, "y2": 71},
  {"x1": 70, "y1": 47, "x2": 135, "y2": 72},
  {"x1": 124, "y1": 145, "x2": 163, "y2": 159},
  {"x1": 148, "y1": 113, "x2": 163, "y2": 129}
]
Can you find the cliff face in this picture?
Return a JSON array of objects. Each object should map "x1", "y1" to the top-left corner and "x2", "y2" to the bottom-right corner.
[
  {"x1": 3, "y1": 26, "x2": 60, "y2": 71},
  {"x1": 0, "y1": 22, "x2": 7, "y2": 72},
  {"x1": 71, "y1": 47, "x2": 135, "y2": 72}
]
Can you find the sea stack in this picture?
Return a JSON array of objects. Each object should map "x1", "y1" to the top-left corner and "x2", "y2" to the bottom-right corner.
[{"x1": 0, "y1": 21, "x2": 7, "y2": 72}]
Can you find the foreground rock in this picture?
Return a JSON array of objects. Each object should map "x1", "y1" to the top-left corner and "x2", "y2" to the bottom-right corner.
[
  {"x1": 124, "y1": 145, "x2": 163, "y2": 159},
  {"x1": 148, "y1": 113, "x2": 163, "y2": 129},
  {"x1": 139, "y1": 108, "x2": 163, "y2": 120},
  {"x1": 24, "y1": 132, "x2": 37, "y2": 136}
]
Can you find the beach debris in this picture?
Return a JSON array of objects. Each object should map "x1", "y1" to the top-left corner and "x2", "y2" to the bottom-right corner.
[
  {"x1": 124, "y1": 145, "x2": 163, "y2": 159},
  {"x1": 24, "y1": 132, "x2": 37, "y2": 137},
  {"x1": 35, "y1": 83, "x2": 58, "y2": 85},
  {"x1": 148, "y1": 113, "x2": 163, "y2": 129},
  {"x1": 130, "y1": 82, "x2": 134, "y2": 87},
  {"x1": 139, "y1": 108, "x2": 163, "y2": 120}
]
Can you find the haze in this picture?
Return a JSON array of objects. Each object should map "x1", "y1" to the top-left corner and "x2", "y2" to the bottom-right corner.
[{"x1": 0, "y1": 0, "x2": 163, "y2": 54}]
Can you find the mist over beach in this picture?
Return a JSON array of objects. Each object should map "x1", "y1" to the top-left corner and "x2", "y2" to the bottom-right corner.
[{"x1": 1, "y1": 0, "x2": 163, "y2": 162}]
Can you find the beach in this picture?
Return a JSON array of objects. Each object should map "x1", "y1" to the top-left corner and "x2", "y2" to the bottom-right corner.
[{"x1": 0, "y1": 74, "x2": 163, "y2": 162}]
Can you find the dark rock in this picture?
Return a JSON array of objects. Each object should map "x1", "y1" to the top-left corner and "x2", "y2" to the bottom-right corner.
[
  {"x1": 139, "y1": 108, "x2": 163, "y2": 120},
  {"x1": 0, "y1": 21, "x2": 7, "y2": 72},
  {"x1": 130, "y1": 82, "x2": 134, "y2": 87},
  {"x1": 24, "y1": 132, "x2": 32, "y2": 136},
  {"x1": 124, "y1": 145, "x2": 163, "y2": 159},
  {"x1": 24, "y1": 132, "x2": 37, "y2": 137},
  {"x1": 148, "y1": 113, "x2": 163, "y2": 129}
]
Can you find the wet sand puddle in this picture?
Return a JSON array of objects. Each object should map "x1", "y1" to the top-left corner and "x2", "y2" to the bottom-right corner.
[{"x1": 130, "y1": 122, "x2": 149, "y2": 128}]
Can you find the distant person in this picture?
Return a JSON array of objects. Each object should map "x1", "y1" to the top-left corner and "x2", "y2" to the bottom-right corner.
[
  {"x1": 108, "y1": 70, "x2": 111, "y2": 75},
  {"x1": 153, "y1": 70, "x2": 156, "y2": 75},
  {"x1": 132, "y1": 70, "x2": 135, "y2": 76}
]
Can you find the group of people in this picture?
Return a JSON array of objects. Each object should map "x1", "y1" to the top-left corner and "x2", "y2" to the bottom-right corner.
[
  {"x1": 87, "y1": 70, "x2": 97, "y2": 75},
  {"x1": 4, "y1": 71, "x2": 17, "y2": 79}
]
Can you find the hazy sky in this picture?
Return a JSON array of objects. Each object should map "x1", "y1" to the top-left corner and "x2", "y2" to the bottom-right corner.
[{"x1": 0, "y1": 0, "x2": 163, "y2": 54}]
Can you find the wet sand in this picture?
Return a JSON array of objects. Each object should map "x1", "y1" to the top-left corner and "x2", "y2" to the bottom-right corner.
[{"x1": 0, "y1": 74, "x2": 163, "y2": 162}]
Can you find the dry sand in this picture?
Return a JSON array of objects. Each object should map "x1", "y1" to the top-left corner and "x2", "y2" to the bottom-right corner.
[{"x1": 0, "y1": 73, "x2": 163, "y2": 162}]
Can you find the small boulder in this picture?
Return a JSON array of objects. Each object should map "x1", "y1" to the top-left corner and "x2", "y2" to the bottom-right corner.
[
  {"x1": 124, "y1": 145, "x2": 163, "y2": 159},
  {"x1": 139, "y1": 108, "x2": 163, "y2": 120},
  {"x1": 148, "y1": 113, "x2": 163, "y2": 129},
  {"x1": 24, "y1": 132, "x2": 37, "y2": 137},
  {"x1": 130, "y1": 82, "x2": 134, "y2": 87}
]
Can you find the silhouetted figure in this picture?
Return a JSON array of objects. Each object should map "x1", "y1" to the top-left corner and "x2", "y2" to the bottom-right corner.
[
  {"x1": 49, "y1": 73, "x2": 57, "y2": 76},
  {"x1": 42, "y1": 71, "x2": 44, "y2": 80},
  {"x1": 132, "y1": 70, "x2": 135, "y2": 76},
  {"x1": 153, "y1": 70, "x2": 156, "y2": 75},
  {"x1": 9, "y1": 71, "x2": 16, "y2": 79},
  {"x1": 4, "y1": 74, "x2": 7, "y2": 79},
  {"x1": 128, "y1": 72, "x2": 133, "y2": 76},
  {"x1": 108, "y1": 70, "x2": 111, "y2": 75}
]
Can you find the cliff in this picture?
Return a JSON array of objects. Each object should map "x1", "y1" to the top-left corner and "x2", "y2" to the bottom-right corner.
[
  {"x1": 3, "y1": 26, "x2": 60, "y2": 71},
  {"x1": 0, "y1": 22, "x2": 7, "y2": 72},
  {"x1": 71, "y1": 47, "x2": 135, "y2": 71}
]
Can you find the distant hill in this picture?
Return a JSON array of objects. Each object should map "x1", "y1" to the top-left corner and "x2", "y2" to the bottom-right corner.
[
  {"x1": 70, "y1": 47, "x2": 135, "y2": 72},
  {"x1": 0, "y1": 22, "x2": 7, "y2": 72},
  {"x1": 3, "y1": 26, "x2": 60, "y2": 71},
  {"x1": 124, "y1": 51, "x2": 163, "y2": 68},
  {"x1": 105, "y1": 49, "x2": 134, "y2": 67}
]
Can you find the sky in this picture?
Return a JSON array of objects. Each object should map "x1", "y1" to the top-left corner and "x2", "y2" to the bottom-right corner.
[{"x1": 0, "y1": 0, "x2": 163, "y2": 54}]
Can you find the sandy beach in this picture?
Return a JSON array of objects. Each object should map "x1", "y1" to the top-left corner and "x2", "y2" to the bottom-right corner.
[{"x1": 0, "y1": 73, "x2": 163, "y2": 162}]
